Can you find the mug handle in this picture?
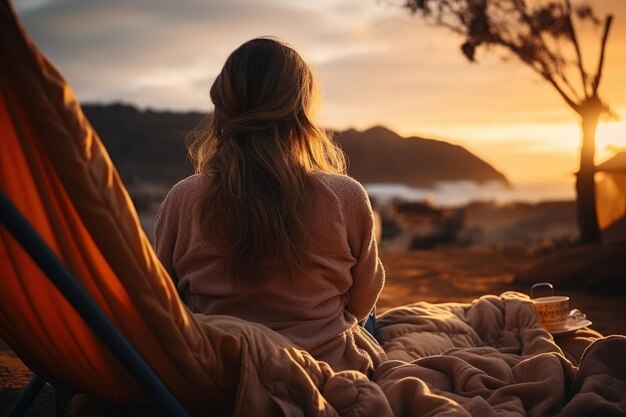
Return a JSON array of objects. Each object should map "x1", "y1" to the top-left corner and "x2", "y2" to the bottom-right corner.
[{"x1": 530, "y1": 282, "x2": 554, "y2": 299}]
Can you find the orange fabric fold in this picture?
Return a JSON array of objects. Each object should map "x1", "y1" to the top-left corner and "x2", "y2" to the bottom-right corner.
[{"x1": 0, "y1": 1, "x2": 240, "y2": 412}]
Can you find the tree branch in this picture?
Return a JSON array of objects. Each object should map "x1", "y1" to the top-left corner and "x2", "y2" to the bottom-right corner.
[
  {"x1": 492, "y1": 2, "x2": 581, "y2": 110},
  {"x1": 516, "y1": 5, "x2": 575, "y2": 97},
  {"x1": 496, "y1": 35, "x2": 579, "y2": 111},
  {"x1": 543, "y1": 71, "x2": 579, "y2": 111},
  {"x1": 592, "y1": 15, "x2": 613, "y2": 95},
  {"x1": 556, "y1": 67, "x2": 582, "y2": 102},
  {"x1": 544, "y1": 36, "x2": 582, "y2": 102},
  {"x1": 432, "y1": 18, "x2": 466, "y2": 36},
  {"x1": 564, "y1": 0, "x2": 590, "y2": 97}
]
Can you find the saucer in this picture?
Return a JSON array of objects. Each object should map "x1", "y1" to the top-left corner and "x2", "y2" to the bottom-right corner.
[{"x1": 550, "y1": 317, "x2": 593, "y2": 336}]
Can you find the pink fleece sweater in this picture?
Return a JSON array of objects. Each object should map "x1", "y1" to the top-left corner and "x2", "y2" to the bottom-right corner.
[{"x1": 154, "y1": 172, "x2": 386, "y2": 373}]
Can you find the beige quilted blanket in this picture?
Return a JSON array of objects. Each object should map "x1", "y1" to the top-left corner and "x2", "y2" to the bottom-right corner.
[
  {"x1": 211, "y1": 292, "x2": 626, "y2": 417},
  {"x1": 372, "y1": 292, "x2": 625, "y2": 416},
  {"x1": 67, "y1": 291, "x2": 626, "y2": 417}
]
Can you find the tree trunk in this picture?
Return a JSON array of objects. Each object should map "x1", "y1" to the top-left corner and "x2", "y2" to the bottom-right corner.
[{"x1": 575, "y1": 102, "x2": 602, "y2": 244}]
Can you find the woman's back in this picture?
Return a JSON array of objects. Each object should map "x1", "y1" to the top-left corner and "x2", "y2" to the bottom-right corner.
[
  {"x1": 155, "y1": 171, "x2": 385, "y2": 372},
  {"x1": 155, "y1": 37, "x2": 386, "y2": 373}
]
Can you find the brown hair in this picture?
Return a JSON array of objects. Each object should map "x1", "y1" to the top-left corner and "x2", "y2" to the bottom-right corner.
[{"x1": 189, "y1": 37, "x2": 346, "y2": 286}]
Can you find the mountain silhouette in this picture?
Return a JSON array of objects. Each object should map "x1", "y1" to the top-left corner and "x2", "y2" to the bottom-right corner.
[
  {"x1": 83, "y1": 103, "x2": 508, "y2": 189},
  {"x1": 338, "y1": 126, "x2": 508, "y2": 187}
]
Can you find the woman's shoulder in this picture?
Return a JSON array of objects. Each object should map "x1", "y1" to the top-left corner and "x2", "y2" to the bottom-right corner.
[
  {"x1": 311, "y1": 171, "x2": 369, "y2": 201},
  {"x1": 313, "y1": 172, "x2": 367, "y2": 195},
  {"x1": 155, "y1": 175, "x2": 208, "y2": 224},
  {"x1": 158, "y1": 174, "x2": 208, "y2": 213},
  {"x1": 166, "y1": 174, "x2": 208, "y2": 197}
]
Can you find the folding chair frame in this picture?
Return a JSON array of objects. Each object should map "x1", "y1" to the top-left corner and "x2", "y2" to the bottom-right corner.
[{"x1": 0, "y1": 191, "x2": 191, "y2": 417}]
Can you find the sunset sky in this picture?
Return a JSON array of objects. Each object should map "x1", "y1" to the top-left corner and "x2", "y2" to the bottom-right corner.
[{"x1": 15, "y1": 0, "x2": 626, "y2": 186}]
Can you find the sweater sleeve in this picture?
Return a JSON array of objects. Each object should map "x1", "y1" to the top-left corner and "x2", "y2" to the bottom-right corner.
[
  {"x1": 154, "y1": 185, "x2": 181, "y2": 284},
  {"x1": 342, "y1": 179, "x2": 385, "y2": 321}
]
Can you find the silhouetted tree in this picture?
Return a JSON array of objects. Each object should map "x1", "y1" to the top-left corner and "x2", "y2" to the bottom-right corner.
[{"x1": 401, "y1": 0, "x2": 613, "y2": 243}]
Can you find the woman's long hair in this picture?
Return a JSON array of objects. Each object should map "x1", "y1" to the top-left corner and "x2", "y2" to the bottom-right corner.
[{"x1": 189, "y1": 38, "x2": 346, "y2": 286}]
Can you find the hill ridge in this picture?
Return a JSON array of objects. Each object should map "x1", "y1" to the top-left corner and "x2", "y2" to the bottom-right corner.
[{"x1": 82, "y1": 103, "x2": 508, "y2": 189}]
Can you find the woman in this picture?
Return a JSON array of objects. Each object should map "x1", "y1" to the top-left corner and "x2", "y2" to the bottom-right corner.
[{"x1": 155, "y1": 38, "x2": 385, "y2": 374}]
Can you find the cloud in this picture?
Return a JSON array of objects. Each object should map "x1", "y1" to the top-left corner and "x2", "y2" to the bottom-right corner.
[
  {"x1": 16, "y1": 0, "x2": 357, "y2": 108},
  {"x1": 17, "y1": 0, "x2": 626, "y2": 121}
]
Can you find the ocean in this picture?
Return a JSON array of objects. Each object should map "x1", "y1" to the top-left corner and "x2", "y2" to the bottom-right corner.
[{"x1": 365, "y1": 181, "x2": 576, "y2": 207}]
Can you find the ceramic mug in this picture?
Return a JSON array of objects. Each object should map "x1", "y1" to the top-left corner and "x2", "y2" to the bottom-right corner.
[{"x1": 531, "y1": 283, "x2": 569, "y2": 331}]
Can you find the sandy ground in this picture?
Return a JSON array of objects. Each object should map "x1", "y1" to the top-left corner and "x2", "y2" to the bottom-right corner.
[{"x1": 2, "y1": 247, "x2": 625, "y2": 415}]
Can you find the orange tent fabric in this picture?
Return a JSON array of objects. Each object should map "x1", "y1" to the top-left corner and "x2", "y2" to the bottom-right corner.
[{"x1": 0, "y1": 1, "x2": 242, "y2": 412}]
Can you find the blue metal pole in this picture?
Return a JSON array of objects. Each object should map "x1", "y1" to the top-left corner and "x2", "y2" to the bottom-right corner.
[
  {"x1": 0, "y1": 191, "x2": 191, "y2": 417},
  {"x1": 5, "y1": 374, "x2": 46, "y2": 417}
]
